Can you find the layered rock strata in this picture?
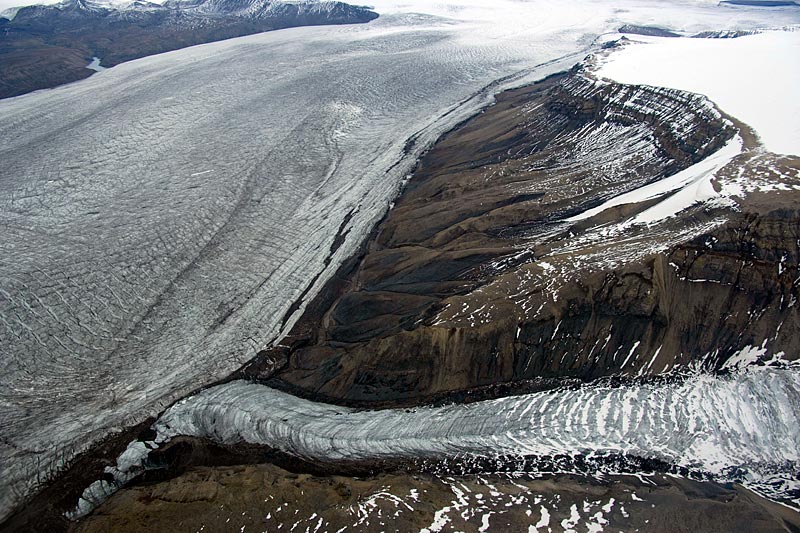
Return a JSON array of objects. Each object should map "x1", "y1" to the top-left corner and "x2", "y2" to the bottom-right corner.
[{"x1": 264, "y1": 68, "x2": 799, "y2": 405}]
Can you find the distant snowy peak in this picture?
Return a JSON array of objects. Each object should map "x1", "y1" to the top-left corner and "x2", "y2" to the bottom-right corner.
[
  {"x1": 161, "y1": 0, "x2": 373, "y2": 20},
  {"x1": 44, "y1": 0, "x2": 106, "y2": 11},
  {"x1": 5, "y1": 0, "x2": 108, "y2": 18},
  {"x1": 5, "y1": 0, "x2": 133, "y2": 19},
  {"x1": 6, "y1": 0, "x2": 377, "y2": 21},
  {"x1": 122, "y1": 0, "x2": 163, "y2": 10}
]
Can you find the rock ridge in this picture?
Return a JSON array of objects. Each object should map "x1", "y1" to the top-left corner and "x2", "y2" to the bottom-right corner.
[{"x1": 264, "y1": 69, "x2": 799, "y2": 404}]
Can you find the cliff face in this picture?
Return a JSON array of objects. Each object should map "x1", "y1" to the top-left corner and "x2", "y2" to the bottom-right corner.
[
  {"x1": 265, "y1": 69, "x2": 799, "y2": 405},
  {"x1": 502, "y1": 208, "x2": 800, "y2": 382}
]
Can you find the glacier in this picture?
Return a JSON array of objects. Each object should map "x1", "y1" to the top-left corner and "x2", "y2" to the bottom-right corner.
[
  {"x1": 70, "y1": 364, "x2": 800, "y2": 518},
  {"x1": 158, "y1": 367, "x2": 800, "y2": 478},
  {"x1": 1, "y1": 0, "x2": 799, "y2": 522}
]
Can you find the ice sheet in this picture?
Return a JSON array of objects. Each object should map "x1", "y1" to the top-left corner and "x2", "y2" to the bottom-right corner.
[{"x1": 596, "y1": 30, "x2": 800, "y2": 156}]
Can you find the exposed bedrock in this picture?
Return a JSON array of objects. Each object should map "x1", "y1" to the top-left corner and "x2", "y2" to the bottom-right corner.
[
  {"x1": 266, "y1": 70, "x2": 799, "y2": 404},
  {"x1": 73, "y1": 461, "x2": 800, "y2": 533}
]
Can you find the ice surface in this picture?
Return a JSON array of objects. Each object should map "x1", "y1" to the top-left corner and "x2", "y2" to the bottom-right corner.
[
  {"x1": 2, "y1": 0, "x2": 799, "y2": 522},
  {"x1": 596, "y1": 30, "x2": 800, "y2": 156},
  {"x1": 85, "y1": 57, "x2": 106, "y2": 72},
  {"x1": 103, "y1": 367, "x2": 798, "y2": 512}
]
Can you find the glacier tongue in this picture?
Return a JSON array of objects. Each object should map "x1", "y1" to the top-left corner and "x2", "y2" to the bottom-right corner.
[
  {"x1": 108, "y1": 367, "x2": 795, "y2": 511},
  {"x1": 68, "y1": 366, "x2": 800, "y2": 518},
  {"x1": 156, "y1": 369, "x2": 800, "y2": 469}
]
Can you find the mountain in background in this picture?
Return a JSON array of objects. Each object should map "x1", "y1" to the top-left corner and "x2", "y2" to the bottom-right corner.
[{"x1": 0, "y1": 0, "x2": 378, "y2": 99}]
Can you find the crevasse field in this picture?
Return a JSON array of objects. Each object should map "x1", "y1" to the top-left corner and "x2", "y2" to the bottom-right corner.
[{"x1": 1, "y1": 0, "x2": 799, "y2": 521}]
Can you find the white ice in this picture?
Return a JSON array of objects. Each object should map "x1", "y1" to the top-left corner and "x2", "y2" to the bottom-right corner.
[
  {"x1": 596, "y1": 30, "x2": 800, "y2": 156},
  {"x1": 85, "y1": 57, "x2": 106, "y2": 72},
  {"x1": 128, "y1": 367, "x2": 799, "y2": 509}
]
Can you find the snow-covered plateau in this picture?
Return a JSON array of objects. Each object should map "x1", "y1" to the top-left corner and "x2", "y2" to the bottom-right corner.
[
  {"x1": 594, "y1": 29, "x2": 800, "y2": 156},
  {"x1": 1, "y1": 0, "x2": 800, "y2": 523}
]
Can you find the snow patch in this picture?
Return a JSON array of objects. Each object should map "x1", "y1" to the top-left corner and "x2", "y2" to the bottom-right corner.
[{"x1": 569, "y1": 135, "x2": 743, "y2": 224}]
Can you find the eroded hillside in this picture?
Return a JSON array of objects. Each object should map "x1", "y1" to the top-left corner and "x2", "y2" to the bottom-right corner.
[{"x1": 262, "y1": 67, "x2": 800, "y2": 405}]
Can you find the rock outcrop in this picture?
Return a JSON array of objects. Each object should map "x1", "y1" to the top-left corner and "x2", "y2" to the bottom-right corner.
[
  {"x1": 264, "y1": 69, "x2": 800, "y2": 405},
  {"x1": 74, "y1": 462, "x2": 800, "y2": 533}
]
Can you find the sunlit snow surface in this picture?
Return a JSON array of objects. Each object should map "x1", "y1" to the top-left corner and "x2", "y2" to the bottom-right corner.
[
  {"x1": 2, "y1": 0, "x2": 800, "y2": 521},
  {"x1": 596, "y1": 30, "x2": 800, "y2": 156},
  {"x1": 568, "y1": 134, "x2": 745, "y2": 224}
]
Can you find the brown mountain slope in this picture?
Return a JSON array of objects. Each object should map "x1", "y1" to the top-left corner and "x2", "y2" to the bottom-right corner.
[{"x1": 257, "y1": 68, "x2": 800, "y2": 406}]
